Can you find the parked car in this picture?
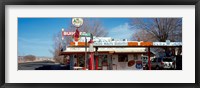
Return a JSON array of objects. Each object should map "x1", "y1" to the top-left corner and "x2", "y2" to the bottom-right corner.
[
  {"x1": 162, "y1": 57, "x2": 176, "y2": 69},
  {"x1": 150, "y1": 57, "x2": 163, "y2": 70},
  {"x1": 142, "y1": 57, "x2": 163, "y2": 70},
  {"x1": 144, "y1": 57, "x2": 176, "y2": 70}
]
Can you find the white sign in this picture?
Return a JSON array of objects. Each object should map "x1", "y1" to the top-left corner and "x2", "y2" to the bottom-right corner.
[
  {"x1": 153, "y1": 42, "x2": 182, "y2": 46},
  {"x1": 78, "y1": 36, "x2": 128, "y2": 46},
  {"x1": 93, "y1": 37, "x2": 128, "y2": 46},
  {"x1": 72, "y1": 18, "x2": 84, "y2": 28},
  {"x1": 94, "y1": 41, "x2": 128, "y2": 46}
]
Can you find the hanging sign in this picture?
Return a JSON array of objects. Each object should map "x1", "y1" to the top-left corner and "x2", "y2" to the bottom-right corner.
[
  {"x1": 72, "y1": 18, "x2": 84, "y2": 28},
  {"x1": 80, "y1": 33, "x2": 91, "y2": 37}
]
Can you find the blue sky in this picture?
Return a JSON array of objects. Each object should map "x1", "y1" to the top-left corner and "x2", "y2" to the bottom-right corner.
[{"x1": 18, "y1": 18, "x2": 134, "y2": 57}]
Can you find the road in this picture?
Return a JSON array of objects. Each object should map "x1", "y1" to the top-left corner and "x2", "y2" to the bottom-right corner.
[{"x1": 18, "y1": 61, "x2": 64, "y2": 70}]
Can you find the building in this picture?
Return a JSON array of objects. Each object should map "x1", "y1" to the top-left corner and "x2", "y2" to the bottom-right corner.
[{"x1": 60, "y1": 36, "x2": 163, "y2": 70}]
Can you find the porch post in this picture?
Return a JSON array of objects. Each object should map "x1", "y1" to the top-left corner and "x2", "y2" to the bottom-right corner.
[
  {"x1": 89, "y1": 52, "x2": 94, "y2": 70},
  {"x1": 148, "y1": 47, "x2": 151, "y2": 70},
  {"x1": 70, "y1": 55, "x2": 74, "y2": 70},
  {"x1": 95, "y1": 56, "x2": 98, "y2": 70}
]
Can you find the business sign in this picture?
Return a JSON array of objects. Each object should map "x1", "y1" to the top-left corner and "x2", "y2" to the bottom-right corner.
[
  {"x1": 69, "y1": 37, "x2": 182, "y2": 46},
  {"x1": 93, "y1": 37, "x2": 128, "y2": 46},
  {"x1": 62, "y1": 31, "x2": 89, "y2": 36},
  {"x1": 63, "y1": 32, "x2": 75, "y2": 36},
  {"x1": 94, "y1": 41, "x2": 128, "y2": 46},
  {"x1": 153, "y1": 42, "x2": 182, "y2": 46},
  {"x1": 80, "y1": 33, "x2": 91, "y2": 37},
  {"x1": 62, "y1": 32, "x2": 87, "y2": 36},
  {"x1": 72, "y1": 18, "x2": 84, "y2": 28}
]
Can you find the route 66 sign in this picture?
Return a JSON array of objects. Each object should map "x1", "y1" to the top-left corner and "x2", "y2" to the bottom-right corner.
[
  {"x1": 135, "y1": 61, "x2": 143, "y2": 69},
  {"x1": 72, "y1": 18, "x2": 84, "y2": 28}
]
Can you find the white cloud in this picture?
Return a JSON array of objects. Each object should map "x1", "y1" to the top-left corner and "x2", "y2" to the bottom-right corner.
[{"x1": 108, "y1": 23, "x2": 133, "y2": 40}]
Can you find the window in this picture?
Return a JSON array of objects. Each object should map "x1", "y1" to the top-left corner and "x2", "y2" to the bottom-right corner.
[
  {"x1": 134, "y1": 54, "x2": 138, "y2": 60},
  {"x1": 118, "y1": 55, "x2": 128, "y2": 62},
  {"x1": 98, "y1": 55, "x2": 107, "y2": 66},
  {"x1": 77, "y1": 55, "x2": 84, "y2": 67}
]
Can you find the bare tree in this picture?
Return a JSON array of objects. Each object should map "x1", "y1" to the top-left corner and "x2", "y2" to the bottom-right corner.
[
  {"x1": 50, "y1": 30, "x2": 64, "y2": 64},
  {"x1": 24, "y1": 55, "x2": 36, "y2": 61},
  {"x1": 130, "y1": 18, "x2": 182, "y2": 42},
  {"x1": 130, "y1": 18, "x2": 182, "y2": 56},
  {"x1": 131, "y1": 30, "x2": 157, "y2": 42},
  {"x1": 51, "y1": 19, "x2": 108, "y2": 64}
]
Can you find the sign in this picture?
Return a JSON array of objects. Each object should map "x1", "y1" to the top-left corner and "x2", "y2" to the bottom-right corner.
[
  {"x1": 62, "y1": 30, "x2": 88, "y2": 36},
  {"x1": 63, "y1": 32, "x2": 75, "y2": 36},
  {"x1": 153, "y1": 42, "x2": 182, "y2": 46},
  {"x1": 74, "y1": 29, "x2": 80, "y2": 42},
  {"x1": 93, "y1": 41, "x2": 128, "y2": 46},
  {"x1": 135, "y1": 61, "x2": 143, "y2": 69},
  {"x1": 68, "y1": 36, "x2": 182, "y2": 46},
  {"x1": 128, "y1": 60, "x2": 135, "y2": 67},
  {"x1": 62, "y1": 31, "x2": 86, "y2": 36},
  {"x1": 93, "y1": 37, "x2": 128, "y2": 46},
  {"x1": 72, "y1": 18, "x2": 84, "y2": 28},
  {"x1": 80, "y1": 33, "x2": 91, "y2": 37},
  {"x1": 166, "y1": 40, "x2": 170, "y2": 45}
]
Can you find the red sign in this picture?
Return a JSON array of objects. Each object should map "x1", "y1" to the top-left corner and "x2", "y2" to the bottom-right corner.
[
  {"x1": 61, "y1": 29, "x2": 86, "y2": 41},
  {"x1": 128, "y1": 60, "x2": 135, "y2": 67},
  {"x1": 63, "y1": 32, "x2": 75, "y2": 36},
  {"x1": 62, "y1": 31, "x2": 86, "y2": 36},
  {"x1": 74, "y1": 29, "x2": 80, "y2": 42}
]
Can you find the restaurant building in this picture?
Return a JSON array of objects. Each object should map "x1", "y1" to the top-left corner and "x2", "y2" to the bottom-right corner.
[{"x1": 60, "y1": 36, "x2": 182, "y2": 70}]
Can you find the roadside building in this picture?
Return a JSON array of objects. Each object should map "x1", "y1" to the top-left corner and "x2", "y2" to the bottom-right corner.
[{"x1": 60, "y1": 36, "x2": 157, "y2": 70}]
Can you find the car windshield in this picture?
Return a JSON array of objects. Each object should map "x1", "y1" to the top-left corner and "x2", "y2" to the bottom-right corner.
[{"x1": 163, "y1": 58, "x2": 173, "y2": 62}]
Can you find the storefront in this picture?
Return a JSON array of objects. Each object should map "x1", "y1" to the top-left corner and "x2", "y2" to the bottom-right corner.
[
  {"x1": 60, "y1": 35, "x2": 181, "y2": 70},
  {"x1": 60, "y1": 46, "x2": 155, "y2": 70}
]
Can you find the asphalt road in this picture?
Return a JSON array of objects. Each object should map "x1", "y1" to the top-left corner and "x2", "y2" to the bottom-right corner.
[{"x1": 18, "y1": 61, "x2": 61, "y2": 70}]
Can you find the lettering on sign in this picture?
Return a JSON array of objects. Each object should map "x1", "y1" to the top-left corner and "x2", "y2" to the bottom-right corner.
[
  {"x1": 93, "y1": 41, "x2": 128, "y2": 46},
  {"x1": 63, "y1": 32, "x2": 87, "y2": 36},
  {"x1": 153, "y1": 42, "x2": 182, "y2": 46},
  {"x1": 64, "y1": 32, "x2": 74, "y2": 36}
]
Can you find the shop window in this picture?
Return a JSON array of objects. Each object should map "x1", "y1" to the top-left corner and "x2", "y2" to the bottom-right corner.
[
  {"x1": 98, "y1": 55, "x2": 107, "y2": 66},
  {"x1": 98, "y1": 57, "x2": 102, "y2": 66},
  {"x1": 134, "y1": 54, "x2": 138, "y2": 60},
  {"x1": 118, "y1": 55, "x2": 128, "y2": 62},
  {"x1": 77, "y1": 55, "x2": 84, "y2": 67}
]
